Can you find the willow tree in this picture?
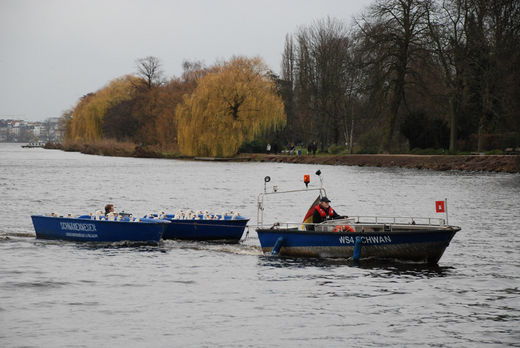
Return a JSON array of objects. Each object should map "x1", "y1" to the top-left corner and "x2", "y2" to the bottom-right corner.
[
  {"x1": 176, "y1": 57, "x2": 287, "y2": 157},
  {"x1": 66, "y1": 75, "x2": 139, "y2": 142}
]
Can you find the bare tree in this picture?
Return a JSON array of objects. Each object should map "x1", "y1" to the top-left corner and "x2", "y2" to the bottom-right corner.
[
  {"x1": 181, "y1": 60, "x2": 208, "y2": 83},
  {"x1": 426, "y1": 0, "x2": 468, "y2": 152},
  {"x1": 278, "y1": 1, "x2": 520, "y2": 153},
  {"x1": 286, "y1": 17, "x2": 354, "y2": 148},
  {"x1": 136, "y1": 56, "x2": 164, "y2": 89},
  {"x1": 356, "y1": 0, "x2": 431, "y2": 152}
]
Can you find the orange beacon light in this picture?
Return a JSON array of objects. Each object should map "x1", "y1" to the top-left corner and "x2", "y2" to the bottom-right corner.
[{"x1": 304, "y1": 174, "x2": 310, "y2": 188}]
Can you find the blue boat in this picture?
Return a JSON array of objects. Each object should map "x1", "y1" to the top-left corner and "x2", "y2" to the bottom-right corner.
[
  {"x1": 146, "y1": 211, "x2": 249, "y2": 243},
  {"x1": 256, "y1": 220, "x2": 460, "y2": 264},
  {"x1": 31, "y1": 214, "x2": 168, "y2": 244},
  {"x1": 255, "y1": 172, "x2": 461, "y2": 264}
]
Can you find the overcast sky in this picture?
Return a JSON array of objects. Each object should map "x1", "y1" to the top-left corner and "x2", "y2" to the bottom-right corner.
[{"x1": 1, "y1": 0, "x2": 373, "y2": 121}]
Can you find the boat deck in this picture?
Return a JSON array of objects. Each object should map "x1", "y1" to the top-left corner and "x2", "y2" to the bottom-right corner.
[{"x1": 263, "y1": 216, "x2": 458, "y2": 234}]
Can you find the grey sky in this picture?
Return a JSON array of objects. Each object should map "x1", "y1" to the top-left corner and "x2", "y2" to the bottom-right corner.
[{"x1": 1, "y1": 0, "x2": 372, "y2": 121}]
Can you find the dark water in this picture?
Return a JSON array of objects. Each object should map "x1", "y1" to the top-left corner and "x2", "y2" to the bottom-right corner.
[{"x1": 1, "y1": 143, "x2": 519, "y2": 347}]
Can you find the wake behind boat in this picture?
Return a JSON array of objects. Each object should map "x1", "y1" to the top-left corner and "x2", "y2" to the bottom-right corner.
[
  {"x1": 31, "y1": 212, "x2": 168, "y2": 244},
  {"x1": 256, "y1": 172, "x2": 461, "y2": 264}
]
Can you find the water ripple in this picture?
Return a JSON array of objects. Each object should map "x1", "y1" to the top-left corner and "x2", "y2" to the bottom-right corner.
[
  {"x1": 3, "y1": 280, "x2": 70, "y2": 289},
  {"x1": 0, "y1": 143, "x2": 519, "y2": 347}
]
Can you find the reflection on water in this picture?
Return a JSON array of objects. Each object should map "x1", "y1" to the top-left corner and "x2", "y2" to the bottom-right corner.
[
  {"x1": 257, "y1": 255, "x2": 453, "y2": 278},
  {"x1": 361, "y1": 263, "x2": 453, "y2": 278},
  {"x1": 0, "y1": 143, "x2": 519, "y2": 347}
]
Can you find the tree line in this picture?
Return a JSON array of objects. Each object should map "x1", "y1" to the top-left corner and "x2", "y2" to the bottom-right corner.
[
  {"x1": 63, "y1": 0, "x2": 520, "y2": 156},
  {"x1": 64, "y1": 57, "x2": 286, "y2": 157},
  {"x1": 279, "y1": 0, "x2": 519, "y2": 153}
]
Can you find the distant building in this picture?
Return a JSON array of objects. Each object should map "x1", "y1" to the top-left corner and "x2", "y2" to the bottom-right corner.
[
  {"x1": 0, "y1": 127, "x2": 6, "y2": 142},
  {"x1": 0, "y1": 117, "x2": 63, "y2": 143}
]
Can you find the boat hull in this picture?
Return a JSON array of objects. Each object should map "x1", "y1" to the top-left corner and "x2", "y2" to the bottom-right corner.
[
  {"x1": 163, "y1": 218, "x2": 249, "y2": 243},
  {"x1": 31, "y1": 215, "x2": 166, "y2": 244},
  {"x1": 256, "y1": 227, "x2": 460, "y2": 264}
]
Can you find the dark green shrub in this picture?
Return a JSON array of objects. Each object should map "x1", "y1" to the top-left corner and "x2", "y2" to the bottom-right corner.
[
  {"x1": 239, "y1": 139, "x2": 267, "y2": 153},
  {"x1": 356, "y1": 128, "x2": 383, "y2": 154},
  {"x1": 327, "y1": 144, "x2": 347, "y2": 154}
]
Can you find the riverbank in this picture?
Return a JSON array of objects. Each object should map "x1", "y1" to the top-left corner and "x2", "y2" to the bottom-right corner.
[
  {"x1": 242, "y1": 153, "x2": 520, "y2": 173},
  {"x1": 46, "y1": 142, "x2": 519, "y2": 173}
]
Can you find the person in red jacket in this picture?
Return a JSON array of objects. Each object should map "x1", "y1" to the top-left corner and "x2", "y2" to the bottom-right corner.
[{"x1": 312, "y1": 196, "x2": 347, "y2": 224}]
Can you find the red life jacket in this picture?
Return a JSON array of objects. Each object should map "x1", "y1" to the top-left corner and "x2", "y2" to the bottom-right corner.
[{"x1": 314, "y1": 204, "x2": 334, "y2": 218}]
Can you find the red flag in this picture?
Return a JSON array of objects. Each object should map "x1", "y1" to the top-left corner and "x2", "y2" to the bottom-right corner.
[{"x1": 435, "y1": 200, "x2": 445, "y2": 213}]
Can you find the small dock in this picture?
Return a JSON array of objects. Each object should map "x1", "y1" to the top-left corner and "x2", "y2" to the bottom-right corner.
[{"x1": 21, "y1": 142, "x2": 46, "y2": 148}]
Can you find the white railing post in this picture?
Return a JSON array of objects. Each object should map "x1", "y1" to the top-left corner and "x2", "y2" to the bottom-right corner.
[{"x1": 445, "y1": 198, "x2": 449, "y2": 225}]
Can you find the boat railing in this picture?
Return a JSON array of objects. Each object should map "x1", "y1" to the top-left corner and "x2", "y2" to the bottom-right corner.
[
  {"x1": 259, "y1": 215, "x2": 446, "y2": 232},
  {"x1": 255, "y1": 173, "x2": 447, "y2": 230},
  {"x1": 257, "y1": 187, "x2": 327, "y2": 228},
  {"x1": 347, "y1": 215, "x2": 446, "y2": 226}
]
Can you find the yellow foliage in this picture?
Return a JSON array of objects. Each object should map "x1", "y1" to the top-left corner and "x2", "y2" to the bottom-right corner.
[
  {"x1": 176, "y1": 57, "x2": 287, "y2": 157},
  {"x1": 66, "y1": 75, "x2": 139, "y2": 142}
]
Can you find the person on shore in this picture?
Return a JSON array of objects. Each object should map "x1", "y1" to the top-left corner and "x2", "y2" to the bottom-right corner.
[
  {"x1": 311, "y1": 141, "x2": 318, "y2": 155},
  {"x1": 312, "y1": 197, "x2": 346, "y2": 224},
  {"x1": 288, "y1": 143, "x2": 295, "y2": 155}
]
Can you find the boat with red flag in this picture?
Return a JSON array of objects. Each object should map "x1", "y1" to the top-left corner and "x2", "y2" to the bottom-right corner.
[{"x1": 255, "y1": 171, "x2": 460, "y2": 264}]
